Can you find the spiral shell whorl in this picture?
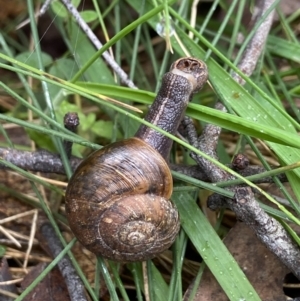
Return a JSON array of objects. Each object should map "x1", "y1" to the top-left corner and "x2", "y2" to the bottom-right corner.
[{"x1": 65, "y1": 138, "x2": 180, "y2": 262}]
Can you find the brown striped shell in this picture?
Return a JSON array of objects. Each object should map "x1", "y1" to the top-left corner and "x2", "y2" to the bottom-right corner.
[{"x1": 65, "y1": 137, "x2": 180, "y2": 262}]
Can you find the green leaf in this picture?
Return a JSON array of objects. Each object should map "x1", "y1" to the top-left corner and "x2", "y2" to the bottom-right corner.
[
  {"x1": 15, "y1": 51, "x2": 53, "y2": 69},
  {"x1": 0, "y1": 47, "x2": 15, "y2": 63},
  {"x1": 173, "y1": 192, "x2": 261, "y2": 301},
  {"x1": 0, "y1": 245, "x2": 6, "y2": 257},
  {"x1": 49, "y1": 57, "x2": 80, "y2": 80},
  {"x1": 76, "y1": 82, "x2": 300, "y2": 149},
  {"x1": 51, "y1": 0, "x2": 81, "y2": 18},
  {"x1": 27, "y1": 129, "x2": 56, "y2": 152},
  {"x1": 72, "y1": 0, "x2": 81, "y2": 8},
  {"x1": 268, "y1": 35, "x2": 300, "y2": 63},
  {"x1": 149, "y1": 262, "x2": 170, "y2": 301},
  {"x1": 80, "y1": 10, "x2": 98, "y2": 23},
  {"x1": 81, "y1": 113, "x2": 96, "y2": 131},
  {"x1": 68, "y1": 22, "x2": 114, "y2": 84},
  {"x1": 50, "y1": 0, "x2": 68, "y2": 18},
  {"x1": 91, "y1": 120, "x2": 119, "y2": 140},
  {"x1": 128, "y1": 262, "x2": 169, "y2": 301},
  {"x1": 48, "y1": 57, "x2": 80, "y2": 102}
]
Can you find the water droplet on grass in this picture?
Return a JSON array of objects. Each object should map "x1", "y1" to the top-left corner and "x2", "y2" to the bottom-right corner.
[{"x1": 156, "y1": 17, "x2": 175, "y2": 37}]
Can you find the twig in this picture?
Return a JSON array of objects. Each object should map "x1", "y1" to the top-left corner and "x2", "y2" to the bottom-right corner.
[
  {"x1": 233, "y1": 187, "x2": 300, "y2": 279},
  {"x1": 59, "y1": 0, "x2": 137, "y2": 89},
  {"x1": 0, "y1": 148, "x2": 81, "y2": 174},
  {"x1": 0, "y1": 147, "x2": 288, "y2": 184},
  {"x1": 182, "y1": 0, "x2": 300, "y2": 279},
  {"x1": 182, "y1": 104, "x2": 230, "y2": 183},
  {"x1": 40, "y1": 0, "x2": 53, "y2": 15},
  {"x1": 38, "y1": 221, "x2": 88, "y2": 301},
  {"x1": 170, "y1": 163, "x2": 288, "y2": 184},
  {"x1": 23, "y1": 210, "x2": 38, "y2": 270},
  {"x1": 189, "y1": 0, "x2": 200, "y2": 39},
  {"x1": 232, "y1": 0, "x2": 276, "y2": 84},
  {"x1": 63, "y1": 112, "x2": 80, "y2": 158},
  {"x1": 142, "y1": 261, "x2": 150, "y2": 301}
]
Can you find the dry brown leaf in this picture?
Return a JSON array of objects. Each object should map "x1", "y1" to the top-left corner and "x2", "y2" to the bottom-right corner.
[
  {"x1": 20, "y1": 263, "x2": 70, "y2": 301},
  {"x1": 184, "y1": 222, "x2": 289, "y2": 301},
  {"x1": 0, "y1": 258, "x2": 18, "y2": 301}
]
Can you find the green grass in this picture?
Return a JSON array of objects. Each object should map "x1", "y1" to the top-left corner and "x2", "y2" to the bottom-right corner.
[{"x1": 1, "y1": 0, "x2": 300, "y2": 300}]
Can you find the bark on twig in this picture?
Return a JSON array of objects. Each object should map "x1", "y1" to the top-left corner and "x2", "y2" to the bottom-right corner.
[
  {"x1": 38, "y1": 221, "x2": 88, "y2": 301},
  {"x1": 182, "y1": 104, "x2": 230, "y2": 182},
  {"x1": 232, "y1": 0, "x2": 276, "y2": 84},
  {"x1": 0, "y1": 148, "x2": 81, "y2": 174},
  {"x1": 233, "y1": 187, "x2": 300, "y2": 280}
]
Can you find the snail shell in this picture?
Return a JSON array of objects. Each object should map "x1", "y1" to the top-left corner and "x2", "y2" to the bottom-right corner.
[{"x1": 65, "y1": 137, "x2": 180, "y2": 262}]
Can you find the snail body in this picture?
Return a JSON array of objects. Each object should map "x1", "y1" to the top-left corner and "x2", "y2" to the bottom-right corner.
[{"x1": 65, "y1": 58, "x2": 208, "y2": 262}]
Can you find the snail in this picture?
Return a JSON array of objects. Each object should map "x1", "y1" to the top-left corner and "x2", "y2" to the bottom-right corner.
[{"x1": 65, "y1": 57, "x2": 208, "y2": 262}]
